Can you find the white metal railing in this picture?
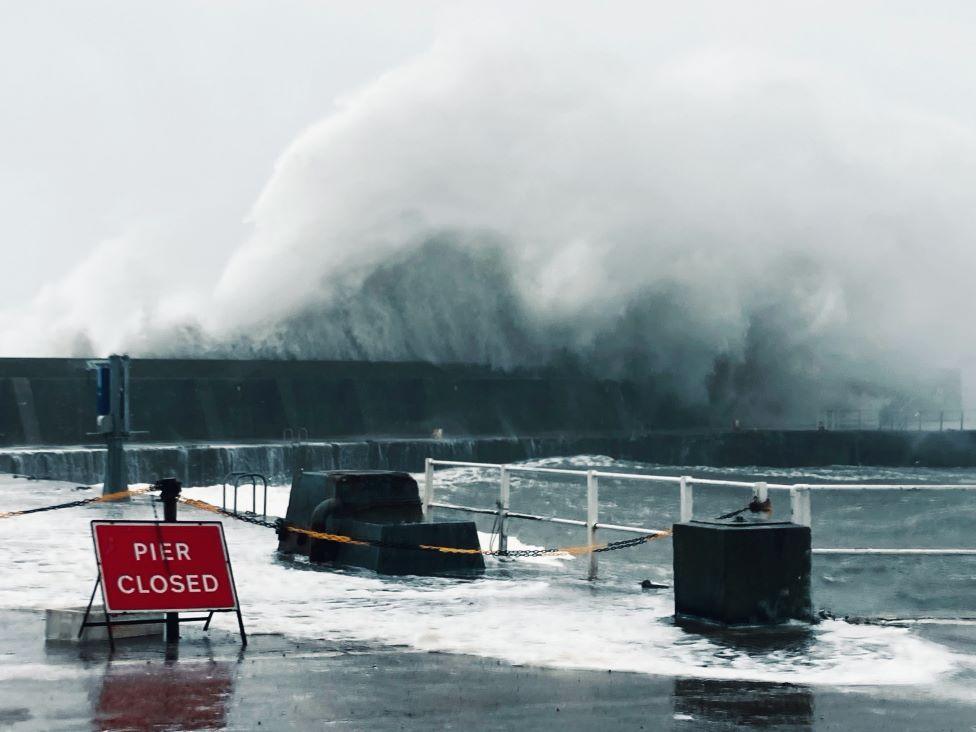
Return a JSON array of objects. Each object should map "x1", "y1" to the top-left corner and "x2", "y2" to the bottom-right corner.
[
  {"x1": 821, "y1": 408, "x2": 975, "y2": 432},
  {"x1": 422, "y1": 459, "x2": 976, "y2": 576}
]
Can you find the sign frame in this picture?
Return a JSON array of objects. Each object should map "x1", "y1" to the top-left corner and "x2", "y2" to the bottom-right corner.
[
  {"x1": 91, "y1": 520, "x2": 239, "y2": 613},
  {"x1": 82, "y1": 520, "x2": 246, "y2": 649}
]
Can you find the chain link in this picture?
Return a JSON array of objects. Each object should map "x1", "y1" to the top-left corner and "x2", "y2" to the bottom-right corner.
[
  {"x1": 177, "y1": 496, "x2": 279, "y2": 529},
  {"x1": 0, "y1": 487, "x2": 150, "y2": 519}
]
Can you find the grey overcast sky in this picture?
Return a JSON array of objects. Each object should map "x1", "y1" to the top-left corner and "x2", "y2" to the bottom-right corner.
[
  {"x1": 0, "y1": 1, "x2": 448, "y2": 302},
  {"x1": 3, "y1": 1, "x2": 975, "y2": 298}
]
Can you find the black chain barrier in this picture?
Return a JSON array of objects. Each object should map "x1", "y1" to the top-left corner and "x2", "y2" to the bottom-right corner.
[
  {"x1": 3, "y1": 490, "x2": 670, "y2": 557},
  {"x1": 0, "y1": 488, "x2": 148, "y2": 519},
  {"x1": 180, "y1": 495, "x2": 669, "y2": 557}
]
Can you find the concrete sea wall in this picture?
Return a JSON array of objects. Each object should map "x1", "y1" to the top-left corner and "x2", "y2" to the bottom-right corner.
[
  {"x1": 0, "y1": 358, "x2": 643, "y2": 446},
  {"x1": 1, "y1": 357, "x2": 974, "y2": 482},
  {"x1": 627, "y1": 428, "x2": 976, "y2": 469},
  {"x1": 2, "y1": 429, "x2": 975, "y2": 487},
  {"x1": 0, "y1": 436, "x2": 617, "y2": 486}
]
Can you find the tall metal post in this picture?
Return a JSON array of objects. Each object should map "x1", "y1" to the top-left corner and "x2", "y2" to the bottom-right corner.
[
  {"x1": 102, "y1": 355, "x2": 130, "y2": 496},
  {"x1": 157, "y1": 478, "x2": 182, "y2": 643},
  {"x1": 423, "y1": 458, "x2": 434, "y2": 523},
  {"x1": 679, "y1": 476, "x2": 693, "y2": 523},
  {"x1": 586, "y1": 471, "x2": 599, "y2": 581},
  {"x1": 790, "y1": 485, "x2": 811, "y2": 527},
  {"x1": 498, "y1": 466, "x2": 510, "y2": 554}
]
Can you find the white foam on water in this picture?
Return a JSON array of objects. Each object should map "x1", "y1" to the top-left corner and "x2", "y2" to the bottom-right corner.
[{"x1": 0, "y1": 476, "x2": 968, "y2": 688}]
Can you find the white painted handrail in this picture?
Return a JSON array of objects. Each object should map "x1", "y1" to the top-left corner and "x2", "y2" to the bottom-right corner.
[
  {"x1": 422, "y1": 458, "x2": 976, "y2": 569},
  {"x1": 813, "y1": 548, "x2": 976, "y2": 555}
]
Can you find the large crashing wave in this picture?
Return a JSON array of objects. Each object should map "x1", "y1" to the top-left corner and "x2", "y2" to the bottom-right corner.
[{"x1": 7, "y1": 28, "x2": 976, "y2": 425}]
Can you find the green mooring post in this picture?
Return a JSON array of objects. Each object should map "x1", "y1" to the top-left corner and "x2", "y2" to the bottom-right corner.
[{"x1": 99, "y1": 354, "x2": 130, "y2": 496}]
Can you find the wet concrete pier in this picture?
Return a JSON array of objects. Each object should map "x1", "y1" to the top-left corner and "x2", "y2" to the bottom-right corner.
[{"x1": 4, "y1": 608, "x2": 976, "y2": 730}]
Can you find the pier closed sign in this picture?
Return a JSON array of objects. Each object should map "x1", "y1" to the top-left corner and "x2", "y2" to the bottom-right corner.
[{"x1": 91, "y1": 521, "x2": 239, "y2": 613}]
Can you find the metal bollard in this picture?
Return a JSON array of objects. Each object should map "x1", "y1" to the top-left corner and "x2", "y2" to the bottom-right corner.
[
  {"x1": 423, "y1": 458, "x2": 434, "y2": 523},
  {"x1": 586, "y1": 471, "x2": 598, "y2": 580},
  {"x1": 498, "y1": 466, "x2": 510, "y2": 554},
  {"x1": 790, "y1": 485, "x2": 811, "y2": 527},
  {"x1": 679, "y1": 476, "x2": 693, "y2": 523}
]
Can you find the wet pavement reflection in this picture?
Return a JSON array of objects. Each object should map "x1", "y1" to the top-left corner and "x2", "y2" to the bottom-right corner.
[
  {"x1": 673, "y1": 678, "x2": 814, "y2": 729},
  {"x1": 94, "y1": 653, "x2": 234, "y2": 731}
]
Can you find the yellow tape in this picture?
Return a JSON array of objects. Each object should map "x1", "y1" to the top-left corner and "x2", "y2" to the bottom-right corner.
[
  {"x1": 101, "y1": 487, "x2": 151, "y2": 501},
  {"x1": 287, "y1": 526, "x2": 371, "y2": 546},
  {"x1": 0, "y1": 486, "x2": 150, "y2": 519},
  {"x1": 178, "y1": 496, "x2": 229, "y2": 516}
]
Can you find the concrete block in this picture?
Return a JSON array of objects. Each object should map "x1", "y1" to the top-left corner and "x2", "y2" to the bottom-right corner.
[
  {"x1": 673, "y1": 521, "x2": 812, "y2": 626},
  {"x1": 319, "y1": 518, "x2": 484, "y2": 575},
  {"x1": 45, "y1": 607, "x2": 163, "y2": 642},
  {"x1": 280, "y1": 470, "x2": 485, "y2": 575}
]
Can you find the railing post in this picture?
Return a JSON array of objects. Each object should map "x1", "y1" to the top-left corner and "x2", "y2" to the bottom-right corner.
[
  {"x1": 586, "y1": 470, "x2": 599, "y2": 580},
  {"x1": 679, "y1": 476, "x2": 693, "y2": 523},
  {"x1": 498, "y1": 466, "x2": 510, "y2": 554},
  {"x1": 790, "y1": 485, "x2": 811, "y2": 527},
  {"x1": 423, "y1": 458, "x2": 434, "y2": 523}
]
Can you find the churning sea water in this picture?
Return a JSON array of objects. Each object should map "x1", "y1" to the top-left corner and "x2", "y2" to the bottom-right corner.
[{"x1": 1, "y1": 457, "x2": 975, "y2": 696}]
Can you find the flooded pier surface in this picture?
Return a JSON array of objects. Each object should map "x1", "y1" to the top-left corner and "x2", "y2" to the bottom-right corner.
[
  {"x1": 6, "y1": 607, "x2": 976, "y2": 731},
  {"x1": 2, "y1": 464, "x2": 976, "y2": 729},
  {"x1": 3, "y1": 606, "x2": 976, "y2": 730}
]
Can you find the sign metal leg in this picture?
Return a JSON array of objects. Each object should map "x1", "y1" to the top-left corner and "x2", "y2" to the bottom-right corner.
[
  {"x1": 235, "y1": 607, "x2": 248, "y2": 647},
  {"x1": 78, "y1": 577, "x2": 100, "y2": 640},
  {"x1": 104, "y1": 611, "x2": 116, "y2": 652}
]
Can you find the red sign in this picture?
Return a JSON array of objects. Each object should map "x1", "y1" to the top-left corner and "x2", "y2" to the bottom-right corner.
[{"x1": 91, "y1": 521, "x2": 239, "y2": 613}]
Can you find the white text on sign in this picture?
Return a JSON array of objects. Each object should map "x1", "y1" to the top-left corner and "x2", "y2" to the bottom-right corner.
[
  {"x1": 118, "y1": 542, "x2": 220, "y2": 595},
  {"x1": 133, "y1": 542, "x2": 190, "y2": 561},
  {"x1": 118, "y1": 574, "x2": 220, "y2": 594}
]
